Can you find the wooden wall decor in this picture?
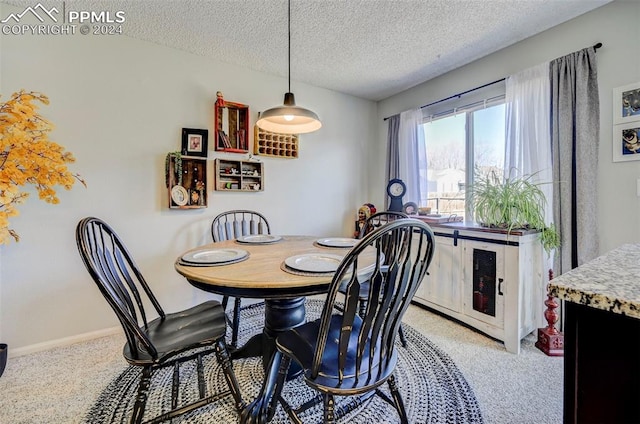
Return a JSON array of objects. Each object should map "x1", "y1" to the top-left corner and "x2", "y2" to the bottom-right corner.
[
  {"x1": 214, "y1": 158, "x2": 263, "y2": 192},
  {"x1": 254, "y1": 125, "x2": 299, "y2": 159},
  {"x1": 214, "y1": 91, "x2": 249, "y2": 153},
  {"x1": 166, "y1": 153, "x2": 207, "y2": 209}
]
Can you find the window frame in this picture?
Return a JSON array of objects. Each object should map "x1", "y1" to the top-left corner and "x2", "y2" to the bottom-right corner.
[{"x1": 419, "y1": 95, "x2": 506, "y2": 222}]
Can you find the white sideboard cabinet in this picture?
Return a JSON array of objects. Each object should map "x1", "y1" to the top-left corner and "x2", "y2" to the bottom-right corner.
[{"x1": 414, "y1": 221, "x2": 545, "y2": 354}]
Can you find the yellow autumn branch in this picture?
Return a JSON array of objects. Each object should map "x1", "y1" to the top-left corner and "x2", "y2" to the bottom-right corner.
[{"x1": 0, "y1": 90, "x2": 85, "y2": 244}]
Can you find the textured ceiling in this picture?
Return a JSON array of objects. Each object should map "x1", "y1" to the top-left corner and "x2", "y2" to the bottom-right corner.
[{"x1": 3, "y1": 0, "x2": 612, "y2": 101}]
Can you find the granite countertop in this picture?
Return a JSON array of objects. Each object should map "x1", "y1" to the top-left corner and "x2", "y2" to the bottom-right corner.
[{"x1": 548, "y1": 243, "x2": 640, "y2": 319}]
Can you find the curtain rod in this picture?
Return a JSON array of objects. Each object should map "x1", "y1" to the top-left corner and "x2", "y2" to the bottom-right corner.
[
  {"x1": 383, "y1": 42, "x2": 603, "y2": 121},
  {"x1": 425, "y1": 94, "x2": 506, "y2": 121}
]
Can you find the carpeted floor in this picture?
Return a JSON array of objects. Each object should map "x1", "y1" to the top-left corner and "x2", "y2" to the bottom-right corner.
[
  {"x1": 0, "y1": 300, "x2": 563, "y2": 424},
  {"x1": 84, "y1": 299, "x2": 483, "y2": 423}
]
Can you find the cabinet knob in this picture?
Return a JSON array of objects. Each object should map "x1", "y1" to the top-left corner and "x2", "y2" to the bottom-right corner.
[{"x1": 498, "y1": 278, "x2": 504, "y2": 295}]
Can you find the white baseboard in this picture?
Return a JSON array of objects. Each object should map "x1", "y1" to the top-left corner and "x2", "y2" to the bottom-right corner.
[{"x1": 9, "y1": 326, "x2": 121, "y2": 358}]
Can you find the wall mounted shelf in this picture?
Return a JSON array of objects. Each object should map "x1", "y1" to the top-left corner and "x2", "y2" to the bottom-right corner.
[
  {"x1": 166, "y1": 154, "x2": 207, "y2": 208},
  {"x1": 214, "y1": 91, "x2": 249, "y2": 153},
  {"x1": 254, "y1": 125, "x2": 299, "y2": 159},
  {"x1": 214, "y1": 158, "x2": 263, "y2": 192}
]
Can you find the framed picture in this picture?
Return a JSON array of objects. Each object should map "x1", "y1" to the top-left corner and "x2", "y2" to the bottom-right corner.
[
  {"x1": 181, "y1": 128, "x2": 208, "y2": 157},
  {"x1": 612, "y1": 121, "x2": 640, "y2": 162},
  {"x1": 613, "y1": 82, "x2": 640, "y2": 124}
]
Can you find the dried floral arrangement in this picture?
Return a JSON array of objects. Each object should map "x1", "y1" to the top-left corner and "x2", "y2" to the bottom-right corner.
[{"x1": 0, "y1": 90, "x2": 85, "y2": 243}]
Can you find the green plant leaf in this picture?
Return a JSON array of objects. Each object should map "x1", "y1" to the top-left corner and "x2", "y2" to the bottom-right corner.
[{"x1": 469, "y1": 169, "x2": 560, "y2": 253}]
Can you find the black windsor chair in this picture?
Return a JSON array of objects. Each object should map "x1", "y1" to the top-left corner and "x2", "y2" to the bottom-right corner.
[
  {"x1": 211, "y1": 210, "x2": 271, "y2": 348},
  {"x1": 76, "y1": 217, "x2": 244, "y2": 424},
  {"x1": 357, "y1": 211, "x2": 409, "y2": 239},
  {"x1": 342, "y1": 210, "x2": 411, "y2": 347},
  {"x1": 243, "y1": 218, "x2": 435, "y2": 424}
]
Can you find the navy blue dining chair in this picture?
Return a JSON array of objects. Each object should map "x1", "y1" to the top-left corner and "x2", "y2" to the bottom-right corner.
[
  {"x1": 211, "y1": 210, "x2": 271, "y2": 348},
  {"x1": 76, "y1": 217, "x2": 244, "y2": 423},
  {"x1": 243, "y1": 218, "x2": 435, "y2": 423}
]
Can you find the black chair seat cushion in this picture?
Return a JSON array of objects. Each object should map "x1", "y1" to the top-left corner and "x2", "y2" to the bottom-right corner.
[
  {"x1": 276, "y1": 314, "x2": 397, "y2": 394},
  {"x1": 123, "y1": 300, "x2": 227, "y2": 365}
]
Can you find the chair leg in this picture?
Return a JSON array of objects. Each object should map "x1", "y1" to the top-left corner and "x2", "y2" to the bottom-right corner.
[
  {"x1": 131, "y1": 366, "x2": 152, "y2": 424},
  {"x1": 267, "y1": 353, "x2": 291, "y2": 421},
  {"x1": 387, "y1": 374, "x2": 408, "y2": 424},
  {"x1": 171, "y1": 361, "x2": 180, "y2": 410},
  {"x1": 231, "y1": 297, "x2": 242, "y2": 347},
  {"x1": 241, "y1": 350, "x2": 290, "y2": 424},
  {"x1": 221, "y1": 296, "x2": 232, "y2": 329},
  {"x1": 398, "y1": 324, "x2": 408, "y2": 348},
  {"x1": 323, "y1": 393, "x2": 336, "y2": 424},
  {"x1": 214, "y1": 340, "x2": 245, "y2": 411}
]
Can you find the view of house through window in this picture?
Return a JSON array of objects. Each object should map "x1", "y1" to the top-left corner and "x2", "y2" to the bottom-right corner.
[{"x1": 419, "y1": 102, "x2": 505, "y2": 219}]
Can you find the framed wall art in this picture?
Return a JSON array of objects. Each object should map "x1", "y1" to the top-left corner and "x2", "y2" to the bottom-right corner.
[
  {"x1": 613, "y1": 82, "x2": 640, "y2": 125},
  {"x1": 181, "y1": 128, "x2": 208, "y2": 157},
  {"x1": 612, "y1": 121, "x2": 640, "y2": 162}
]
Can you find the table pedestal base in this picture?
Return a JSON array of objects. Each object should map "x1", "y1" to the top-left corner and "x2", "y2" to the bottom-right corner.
[
  {"x1": 231, "y1": 297, "x2": 305, "y2": 375},
  {"x1": 237, "y1": 297, "x2": 308, "y2": 423}
]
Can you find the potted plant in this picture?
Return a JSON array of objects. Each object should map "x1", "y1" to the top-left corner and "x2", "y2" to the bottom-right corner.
[{"x1": 470, "y1": 170, "x2": 560, "y2": 254}]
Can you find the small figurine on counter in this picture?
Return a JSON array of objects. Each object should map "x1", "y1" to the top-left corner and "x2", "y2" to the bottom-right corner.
[{"x1": 354, "y1": 203, "x2": 376, "y2": 238}]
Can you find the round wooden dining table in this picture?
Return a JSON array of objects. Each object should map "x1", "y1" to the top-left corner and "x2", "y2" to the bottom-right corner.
[
  {"x1": 176, "y1": 236, "x2": 344, "y2": 358},
  {"x1": 175, "y1": 235, "x2": 376, "y2": 356},
  {"x1": 175, "y1": 235, "x2": 362, "y2": 297},
  {"x1": 175, "y1": 235, "x2": 376, "y2": 422}
]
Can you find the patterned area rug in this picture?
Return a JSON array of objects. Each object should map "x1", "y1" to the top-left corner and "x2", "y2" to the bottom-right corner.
[{"x1": 85, "y1": 299, "x2": 483, "y2": 423}]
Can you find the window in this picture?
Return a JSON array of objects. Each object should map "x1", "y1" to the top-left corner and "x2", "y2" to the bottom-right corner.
[{"x1": 419, "y1": 102, "x2": 505, "y2": 220}]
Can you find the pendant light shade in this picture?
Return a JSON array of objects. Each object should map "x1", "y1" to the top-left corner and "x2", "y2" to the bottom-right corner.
[
  {"x1": 256, "y1": 92, "x2": 321, "y2": 134},
  {"x1": 256, "y1": 0, "x2": 321, "y2": 135}
]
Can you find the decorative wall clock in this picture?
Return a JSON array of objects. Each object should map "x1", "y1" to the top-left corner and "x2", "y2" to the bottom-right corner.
[{"x1": 387, "y1": 178, "x2": 406, "y2": 212}]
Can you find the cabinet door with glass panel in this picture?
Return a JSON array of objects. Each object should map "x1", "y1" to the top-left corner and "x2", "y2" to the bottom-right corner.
[{"x1": 462, "y1": 241, "x2": 505, "y2": 329}]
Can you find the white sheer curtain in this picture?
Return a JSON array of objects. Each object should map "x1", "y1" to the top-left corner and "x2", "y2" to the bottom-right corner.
[
  {"x1": 504, "y1": 63, "x2": 553, "y2": 227},
  {"x1": 398, "y1": 108, "x2": 425, "y2": 206}
]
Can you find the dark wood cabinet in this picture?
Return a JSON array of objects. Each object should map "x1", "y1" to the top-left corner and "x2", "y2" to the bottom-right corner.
[
  {"x1": 563, "y1": 302, "x2": 640, "y2": 424},
  {"x1": 548, "y1": 244, "x2": 640, "y2": 424}
]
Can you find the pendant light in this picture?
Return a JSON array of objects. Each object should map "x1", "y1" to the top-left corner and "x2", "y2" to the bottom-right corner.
[{"x1": 256, "y1": 0, "x2": 321, "y2": 134}]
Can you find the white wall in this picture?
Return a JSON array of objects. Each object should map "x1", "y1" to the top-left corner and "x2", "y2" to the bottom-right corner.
[
  {"x1": 0, "y1": 3, "x2": 376, "y2": 350},
  {"x1": 377, "y1": 0, "x2": 640, "y2": 255}
]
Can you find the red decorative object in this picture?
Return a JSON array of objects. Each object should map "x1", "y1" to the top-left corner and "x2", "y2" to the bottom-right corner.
[{"x1": 535, "y1": 269, "x2": 564, "y2": 356}]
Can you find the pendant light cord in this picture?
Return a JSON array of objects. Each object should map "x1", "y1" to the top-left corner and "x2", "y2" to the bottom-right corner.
[{"x1": 288, "y1": 0, "x2": 291, "y2": 93}]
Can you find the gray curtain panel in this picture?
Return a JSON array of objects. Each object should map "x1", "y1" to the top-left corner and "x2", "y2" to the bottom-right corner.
[
  {"x1": 386, "y1": 114, "x2": 401, "y2": 197},
  {"x1": 550, "y1": 46, "x2": 600, "y2": 275}
]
